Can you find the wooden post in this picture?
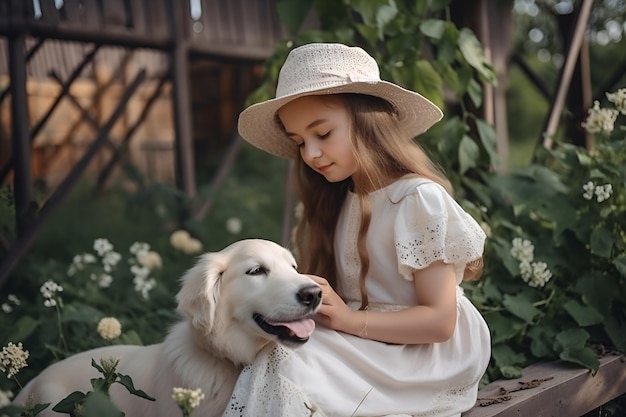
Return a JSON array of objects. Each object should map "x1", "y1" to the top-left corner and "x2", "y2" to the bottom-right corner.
[
  {"x1": 167, "y1": 0, "x2": 196, "y2": 197},
  {"x1": 8, "y1": 31, "x2": 33, "y2": 238},
  {"x1": 542, "y1": 0, "x2": 593, "y2": 148}
]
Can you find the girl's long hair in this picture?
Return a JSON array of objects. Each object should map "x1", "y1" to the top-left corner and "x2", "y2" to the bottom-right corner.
[{"x1": 291, "y1": 94, "x2": 483, "y2": 308}]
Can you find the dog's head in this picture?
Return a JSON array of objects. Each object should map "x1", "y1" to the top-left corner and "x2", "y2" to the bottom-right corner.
[{"x1": 176, "y1": 239, "x2": 321, "y2": 363}]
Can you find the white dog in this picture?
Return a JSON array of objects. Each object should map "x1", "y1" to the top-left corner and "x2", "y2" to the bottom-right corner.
[{"x1": 13, "y1": 239, "x2": 321, "y2": 416}]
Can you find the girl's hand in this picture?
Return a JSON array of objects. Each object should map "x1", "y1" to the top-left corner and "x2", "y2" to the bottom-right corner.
[{"x1": 305, "y1": 275, "x2": 363, "y2": 334}]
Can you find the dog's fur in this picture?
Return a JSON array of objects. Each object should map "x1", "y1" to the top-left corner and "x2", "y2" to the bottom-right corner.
[{"x1": 13, "y1": 239, "x2": 321, "y2": 417}]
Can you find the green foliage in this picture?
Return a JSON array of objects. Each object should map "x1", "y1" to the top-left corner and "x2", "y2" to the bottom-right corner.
[
  {"x1": 1, "y1": 357, "x2": 154, "y2": 417},
  {"x1": 465, "y1": 98, "x2": 626, "y2": 381}
]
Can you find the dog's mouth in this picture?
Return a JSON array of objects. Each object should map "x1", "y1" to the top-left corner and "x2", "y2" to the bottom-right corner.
[{"x1": 253, "y1": 313, "x2": 315, "y2": 344}]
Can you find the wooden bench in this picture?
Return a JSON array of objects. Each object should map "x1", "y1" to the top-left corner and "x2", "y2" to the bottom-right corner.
[{"x1": 462, "y1": 354, "x2": 626, "y2": 417}]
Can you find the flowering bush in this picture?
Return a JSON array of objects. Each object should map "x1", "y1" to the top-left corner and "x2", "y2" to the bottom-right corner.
[
  {"x1": 0, "y1": 234, "x2": 204, "y2": 409},
  {"x1": 172, "y1": 387, "x2": 205, "y2": 417},
  {"x1": 463, "y1": 88, "x2": 626, "y2": 381}
]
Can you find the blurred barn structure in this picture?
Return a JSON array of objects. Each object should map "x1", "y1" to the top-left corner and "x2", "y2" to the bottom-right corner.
[{"x1": 0, "y1": 0, "x2": 294, "y2": 284}]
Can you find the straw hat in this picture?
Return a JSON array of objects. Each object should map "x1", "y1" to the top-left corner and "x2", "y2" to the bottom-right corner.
[{"x1": 238, "y1": 43, "x2": 444, "y2": 159}]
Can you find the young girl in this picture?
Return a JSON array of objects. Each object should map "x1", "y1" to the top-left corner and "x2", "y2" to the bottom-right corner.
[{"x1": 223, "y1": 43, "x2": 490, "y2": 417}]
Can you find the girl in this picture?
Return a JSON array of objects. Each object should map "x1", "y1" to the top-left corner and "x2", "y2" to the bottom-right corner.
[{"x1": 223, "y1": 43, "x2": 490, "y2": 417}]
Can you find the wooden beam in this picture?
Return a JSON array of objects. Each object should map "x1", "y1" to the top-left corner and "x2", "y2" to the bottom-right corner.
[
  {"x1": 541, "y1": 0, "x2": 593, "y2": 148},
  {"x1": 8, "y1": 32, "x2": 33, "y2": 238},
  {"x1": 0, "y1": 70, "x2": 147, "y2": 289},
  {"x1": 462, "y1": 354, "x2": 626, "y2": 417}
]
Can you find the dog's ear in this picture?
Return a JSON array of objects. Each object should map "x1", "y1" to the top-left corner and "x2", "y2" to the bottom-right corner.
[{"x1": 176, "y1": 251, "x2": 229, "y2": 334}]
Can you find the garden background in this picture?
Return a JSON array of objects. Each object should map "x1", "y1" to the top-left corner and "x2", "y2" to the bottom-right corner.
[{"x1": 1, "y1": 0, "x2": 626, "y2": 415}]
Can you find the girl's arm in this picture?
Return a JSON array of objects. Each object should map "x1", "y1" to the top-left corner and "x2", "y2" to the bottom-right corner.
[{"x1": 308, "y1": 260, "x2": 458, "y2": 345}]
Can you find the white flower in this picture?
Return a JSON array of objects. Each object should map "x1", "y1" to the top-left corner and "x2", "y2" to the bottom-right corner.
[
  {"x1": 519, "y1": 261, "x2": 552, "y2": 288},
  {"x1": 530, "y1": 262, "x2": 552, "y2": 288},
  {"x1": 102, "y1": 251, "x2": 122, "y2": 269},
  {"x1": 172, "y1": 387, "x2": 205, "y2": 412},
  {"x1": 0, "y1": 389, "x2": 13, "y2": 407},
  {"x1": 131, "y1": 264, "x2": 150, "y2": 279},
  {"x1": 1, "y1": 303, "x2": 12, "y2": 313},
  {"x1": 97, "y1": 317, "x2": 122, "y2": 340},
  {"x1": 170, "y1": 230, "x2": 203, "y2": 254},
  {"x1": 606, "y1": 88, "x2": 626, "y2": 115},
  {"x1": 226, "y1": 217, "x2": 242, "y2": 234},
  {"x1": 8, "y1": 294, "x2": 20, "y2": 305},
  {"x1": 594, "y1": 183, "x2": 613, "y2": 203},
  {"x1": 0, "y1": 342, "x2": 29, "y2": 379},
  {"x1": 97, "y1": 274, "x2": 113, "y2": 288},
  {"x1": 133, "y1": 276, "x2": 156, "y2": 300},
  {"x1": 182, "y1": 238, "x2": 203, "y2": 255},
  {"x1": 130, "y1": 242, "x2": 150, "y2": 257},
  {"x1": 138, "y1": 251, "x2": 163, "y2": 270},
  {"x1": 170, "y1": 230, "x2": 191, "y2": 250},
  {"x1": 93, "y1": 238, "x2": 114, "y2": 256},
  {"x1": 581, "y1": 100, "x2": 619, "y2": 134},
  {"x1": 510, "y1": 238, "x2": 535, "y2": 263},
  {"x1": 582, "y1": 181, "x2": 595, "y2": 200},
  {"x1": 40, "y1": 280, "x2": 63, "y2": 308}
]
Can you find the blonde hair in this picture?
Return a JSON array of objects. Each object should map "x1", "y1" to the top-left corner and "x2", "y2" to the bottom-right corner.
[{"x1": 291, "y1": 94, "x2": 482, "y2": 309}]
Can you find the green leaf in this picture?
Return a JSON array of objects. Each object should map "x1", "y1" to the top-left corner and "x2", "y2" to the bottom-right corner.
[
  {"x1": 52, "y1": 391, "x2": 87, "y2": 413},
  {"x1": 458, "y1": 135, "x2": 480, "y2": 174},
  {"x1": 492, "y1": 343, "x2": 526, "y2": 366},
  {"x1": 467, "y1": 78, "x2": 483, "y2": 108},
  {"x1": 559, "y1": 347, "x2": 600, "y2": 372},
  {"x1": 476, "y1": 119, "x2": 500, "y2": 167},
  {"x1": 91, "y1": 358, "x2": 105, "y2": 374},
  {"x1": 458, "y1": 28, "x2": 497, "y2": 84},
  {"x1": 116, "y1": 330, "x2": 143, "y2": 346},
  {"x1": 117, "y1": 374, "x2": 156, "y2": 401},
  {"x1": 502, "y1": 293, "x2": 542, "y2": 323},
  {"x1": 612, "y1": 256, "x2": 626, "y2": 277},
  {"x1": 5, "y1": 316, "x2": 39, "y2": 344},
  {"x1": 83, "y1": 391, "x2": 125, "y2": 417},
  {"x1": 61, "y1": 303, "x2": 104, "y2": 323},
  {"x1": 574, "y1": 271, "x2": 618, "y2": 316},
  {"x1": 499, "y1": 365, "x2": 523, "y2": 379},
  {"x1": 355, "y1": 23, "x2": 379, "y2": 46},
  {"x1": 437, "y1": 22, "x2": 459, "y2": 64},
  {"x1": 420, "y1": 19, "x2": 446, "y2": 40},
  {"x1": 604, "y1": 316, "x2": 626, "y2": 351},
  {"x1": 91, "y1": 377, "x2": 108, "y2": 393},
  {"x1": 527, "y1": 326, "x2": 556, "y2": 358},
  {"x1": 562, "y1": 300, "x2": 603, "y2": 327},
  {"x1": 590, "y1": 226, "x2": 614, "y2": 258},
  {"x1": 483, "y1": 312, "x2": 524, "y2": 344},
  {"x1": 429, "y1": 0, "x2": 451, "y2": 12},
  {"x1": 276, "y1": 0, "x2": 313, "y2": 36},
  {"x1": 412, "y1": 60, "x2": 444, "y2": 109},
  {"x1": 555, "y1": 328, "x2": 589, "y2": 351},
  {"x1": 33, "y1": 402, "x2": 52, "y2": 415},
  {"x1": 351, "y1": 0, "x2": 398, "y2": 39}
]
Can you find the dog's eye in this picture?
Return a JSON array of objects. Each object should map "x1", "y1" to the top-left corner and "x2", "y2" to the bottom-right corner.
[{"x1": 247, "y1": 265, "x2": 268, "y2": 276}]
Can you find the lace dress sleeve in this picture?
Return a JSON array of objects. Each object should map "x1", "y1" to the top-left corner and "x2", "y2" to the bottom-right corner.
[{"x1": 393, "y1": 181, "x2": 486, "y2": 281}]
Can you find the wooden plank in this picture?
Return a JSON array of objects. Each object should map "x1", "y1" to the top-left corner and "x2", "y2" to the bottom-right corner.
[
  {"x1": 128, "y1": 0, "x2": 147, "y2": 34},
  {"x1": 462, "y1": 355, "x2": 626, "y2": 417},
  {"x1": 148, "y1": 0, "x2": 169, "y2": 39},
  {"x1": 60, "y1": 0, "x2": 85, "y2": 26},
  {"x1": 37, "y1": 0, "x2": 60, "y2": 25},
  {"x1": 81, "y1": 0, "x2": 102, "y2": 29},
  {"x1": 101, "y1": 0, "x2": 127, "y2": 28}
]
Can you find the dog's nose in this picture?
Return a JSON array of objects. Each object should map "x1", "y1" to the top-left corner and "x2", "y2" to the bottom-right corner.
[{"x1": 297, "y1": 285, "x2": 322, "y2": 307}]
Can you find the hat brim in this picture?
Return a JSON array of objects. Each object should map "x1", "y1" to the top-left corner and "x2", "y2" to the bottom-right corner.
[{"x1": 238, "y1": 80, "x2": 443, "y2": 159}]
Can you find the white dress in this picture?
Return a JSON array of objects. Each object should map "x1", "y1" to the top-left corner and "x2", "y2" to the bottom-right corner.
[{"x1": 222, "y1": 177, "x2": 491, "y2": 417}]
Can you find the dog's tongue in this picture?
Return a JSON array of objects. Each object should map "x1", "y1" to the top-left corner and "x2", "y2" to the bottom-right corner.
[{"x1": 273, "y1": 318, "x2": 316, "y2": 338}]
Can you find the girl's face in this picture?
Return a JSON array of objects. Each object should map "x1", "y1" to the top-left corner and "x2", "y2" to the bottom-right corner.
[{"x1": 278, "y1": 95, "x2": 358, "y2": 183}]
